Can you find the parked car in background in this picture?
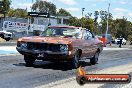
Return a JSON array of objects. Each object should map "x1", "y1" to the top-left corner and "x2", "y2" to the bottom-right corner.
[
  {"x1": 98, "y1": 34, "x2": 113, "y2": 44},
  {"x1": 115, "y1": 38, "x2": 127, "y2": 45},
  {"x1": 16, "y1": 26, "x2": 103, "y2": 68},
  {"x1": 0, "y1": 30, "x2": 12, "y2": 41}
]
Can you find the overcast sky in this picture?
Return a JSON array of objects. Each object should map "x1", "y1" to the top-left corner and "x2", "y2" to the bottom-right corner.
[{"x1": 11, "y1": 0, "x2": 132, "y2": 21}]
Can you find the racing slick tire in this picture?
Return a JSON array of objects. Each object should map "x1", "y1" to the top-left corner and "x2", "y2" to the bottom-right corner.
[
  {"x1": 90, "y1": 51, "x2": 100, "y2": 65},
  {"x1": 5, "y1": 38, "x2": 10, "y2": 41},
  {"x1": 69, "y1": 51, "x2": 80, "y2": 69}
]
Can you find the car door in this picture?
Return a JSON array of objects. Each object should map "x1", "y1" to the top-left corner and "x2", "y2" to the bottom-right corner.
[
  {"x1": 84, "y1": 30, "x2": 97, "y2": 57},
  {"x1": 89, "y1": 33, "x2": 99, "y2": 56},
  {"x1": 81, "y1": 30, "x2": 93, "y2": 58}
]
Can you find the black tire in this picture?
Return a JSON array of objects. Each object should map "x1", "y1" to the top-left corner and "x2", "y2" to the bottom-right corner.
[
  {"x1": 24, "y1": 55, "x2": 36, "y2": 67},
  {"x1": 5, "y1": 38, "x2": 10, "y2": 41},
  {"x1": 122, "y1": 42, "x2": 124, "y2": 45},
  {"x1": 69, "y1": 52, "x2": 80, "y2": 69},
  {"x1": 0, "y1": 34, "x2": 4, "y2": 39},
  {"x1": 90, "y1": 51, "x2": 100, "y2": 65}
]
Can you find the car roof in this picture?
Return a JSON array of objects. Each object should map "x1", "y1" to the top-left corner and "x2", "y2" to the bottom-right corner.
[{"x1": 49, "y1": 26, "x2": 81, "y2": 29}]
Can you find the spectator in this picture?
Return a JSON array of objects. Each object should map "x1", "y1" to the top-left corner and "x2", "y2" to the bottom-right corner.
[
  {"x1": 119, "y1": 36, "x2": 123, "y2": 48},
  {"x1": 99, "y1": 36, "x2": 107, "y2": 47}
]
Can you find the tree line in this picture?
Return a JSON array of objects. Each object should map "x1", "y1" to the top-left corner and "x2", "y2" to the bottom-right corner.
[{"x1": 1, "y1": 0, "x2": 132, "y2": 42}]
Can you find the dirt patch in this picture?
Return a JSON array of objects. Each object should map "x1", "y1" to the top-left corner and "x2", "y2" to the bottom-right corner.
[{"x1": 0, "y1": 38, "x2": 6, "y2": 43}]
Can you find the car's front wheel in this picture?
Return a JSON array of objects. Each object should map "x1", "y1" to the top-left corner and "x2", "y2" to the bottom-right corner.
[
  {"x1": 69, "y1": 52, "x2": 80, "y2": 69},
  {"x1": 24, "y1": 55, "x2": 36, "y2": 67},
  {"x1": 90, "y1": 51, "x2": 100, "y2": 65},
  {"x1": 5, "y1": 38, "x2": 10, "y2": 41}
]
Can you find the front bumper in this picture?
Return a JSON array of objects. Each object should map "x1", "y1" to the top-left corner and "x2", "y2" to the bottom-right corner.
[{"x1": 16, "y1": 47, "x2": 73, "y2": 61}]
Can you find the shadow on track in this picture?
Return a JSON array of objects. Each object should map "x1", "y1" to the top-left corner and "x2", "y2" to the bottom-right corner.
[{"x1": 13, "y1": 60, "x2": 92, "y2": 71}]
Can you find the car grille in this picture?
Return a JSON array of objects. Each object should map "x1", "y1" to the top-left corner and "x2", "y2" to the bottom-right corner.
[{"x1": 27, "y1": 42, "x2": 61, "y2": 52}]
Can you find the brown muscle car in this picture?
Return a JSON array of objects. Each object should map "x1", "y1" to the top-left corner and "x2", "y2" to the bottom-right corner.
[{"x1": 16, "y1": 26, "x2": 103, "y2": 68}]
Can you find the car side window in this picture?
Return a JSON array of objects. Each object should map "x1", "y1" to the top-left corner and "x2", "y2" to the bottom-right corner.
[{"x1": 83, "y1": 30, "x2": 93, "y2": 40}]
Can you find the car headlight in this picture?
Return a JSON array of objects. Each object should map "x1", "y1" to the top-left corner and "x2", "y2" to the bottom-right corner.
[
  {"x1": 60, "y1": 44, "x2": 68, "y2": 51},
  {"x1": 20, "y1": 42, "x2": 27, "y2": 49}
]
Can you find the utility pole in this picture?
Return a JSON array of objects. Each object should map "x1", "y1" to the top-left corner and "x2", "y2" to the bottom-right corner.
[
  {"x1": 81, "y1": 8, "x2": 85, "y2": 28},
  {"x1": 37, "y1": 0, "x2": 39, "y2": 25},
  {"x1": 27, "y1": 0, "x2": 34, "y2": 35},
  {"x1": 31, "y1": 0, "x2": 33, "y2": 11},
  {"x1": 105, "y1": 3, "x2": 110, "y2": 44},
  {"x1": 36, "y1": 0, "x2": 39, "y2": 32}
]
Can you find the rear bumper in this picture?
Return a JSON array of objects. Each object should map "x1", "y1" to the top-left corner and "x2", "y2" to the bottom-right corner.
[{"x1": 16, "y1": 47, "x2": 73, "y2": 61}]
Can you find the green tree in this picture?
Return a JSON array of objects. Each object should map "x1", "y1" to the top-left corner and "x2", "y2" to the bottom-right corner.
[
  {"x1": 0, "y1": 0, "x2": 11, "y2": 16},
  {"x1": 113, "y1": 18, "x2": 132, "y2": 39},
  {"x1": 7, "y1": 8, "x2": 15, "y2": 17},
  {"x1": 3, "y1": 0, "x2": 11, "y2": 12},
  {"x1": 0, "y1": 1, "x2": 3, "y2": 12},
  {"x1": 8, "y1": 8, "x2": 28, "y2": 18},
  {"x1": 99, "y1": 11, "x2": 113, "y2": 34},
  {"x1": 99, "y1": 16, "x2": 132, "y2": 39},
  {"x1": 82, "y1": 17, "x2": 98, "y2": 33},
  {"x1": 69, "y1": 17, "x2": 99, "y2": 34},
  {"x1": 57, "y1": 8, "x2": 71, "y2": 16},
  {"x1": 32, "y1": 1, "x2": 56, "y2": 15},
  {"x1": 69, "y1": 17, "x2": 81, "y2": 27}
]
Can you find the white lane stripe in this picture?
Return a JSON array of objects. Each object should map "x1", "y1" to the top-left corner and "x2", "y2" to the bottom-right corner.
[
  {"x1": 0, "y1": 46, "x2": 17, "y2": 52},
  {"x1": 0, "y1": 54, "x2": 20, "y2": 56},
  {"x1": 103, "y1": 47, "x2": 131, "y2": 50}
]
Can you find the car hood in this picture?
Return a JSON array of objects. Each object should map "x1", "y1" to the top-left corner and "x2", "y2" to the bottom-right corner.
[{"x1": 18, "y1": 36, "x2": 76, "y2": 44}]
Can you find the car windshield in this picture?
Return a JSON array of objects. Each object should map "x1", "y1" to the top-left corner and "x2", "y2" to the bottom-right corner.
[{"x1": 41, "y1": 27, "x2": 82, "y2": 38}]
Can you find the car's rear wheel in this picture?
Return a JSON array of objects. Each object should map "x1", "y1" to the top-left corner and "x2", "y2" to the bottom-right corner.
[
  {"x1": 69, "y1": 52, "x2": 80, "y2": 69},
  {"x1": 24, "y1": 55, "x2": 36, "y2": 67},
  {"x1": 90, "y1": 51, "x2": 100, "y2": 65},
  {"x1": 0, "y1": 34, "x2": 4, "y2": 39}
]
